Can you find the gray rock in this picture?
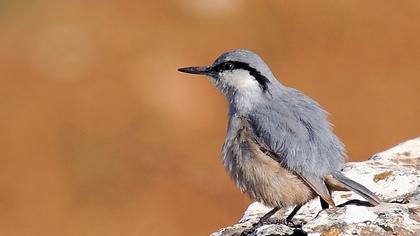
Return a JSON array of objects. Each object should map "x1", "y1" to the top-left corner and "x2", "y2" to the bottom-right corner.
[{"x1": 210, "y1": 138, "x2": 420, "y2": 236}]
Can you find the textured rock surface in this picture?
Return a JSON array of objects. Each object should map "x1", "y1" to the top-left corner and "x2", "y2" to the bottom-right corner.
[{"x1": 210, "y1": 138, "x2": 420, "y2": 236}]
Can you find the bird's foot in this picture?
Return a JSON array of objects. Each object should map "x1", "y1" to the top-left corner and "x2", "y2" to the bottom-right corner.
[
  {"x1": 239, "y1": 227, "x2": 255, "y2": 236},
  {"x1": 240, "y1": 218, "x2": 299, "y2": 236},
  {"x1": 255, "y1": 218, "x2": 298, "y2": 227}
]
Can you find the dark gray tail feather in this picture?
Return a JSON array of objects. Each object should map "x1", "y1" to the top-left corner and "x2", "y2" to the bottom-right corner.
[{"x1": 332, "y1": 171, "x2": 381, "y2": 206}]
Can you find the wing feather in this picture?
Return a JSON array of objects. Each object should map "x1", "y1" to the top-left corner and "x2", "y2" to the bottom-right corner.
[{"x1": 241, "y1": 116, "x2": 336, "y2": 206}]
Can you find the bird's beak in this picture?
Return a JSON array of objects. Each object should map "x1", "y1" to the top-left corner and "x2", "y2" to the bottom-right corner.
[{"x1": 178, "y1": 66, "x2": 210, "y2": 75}]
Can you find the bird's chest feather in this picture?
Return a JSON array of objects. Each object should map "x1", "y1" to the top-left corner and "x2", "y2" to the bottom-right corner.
[{"x1": 222, "y1": 117, "x2": 315, "y2": 207}]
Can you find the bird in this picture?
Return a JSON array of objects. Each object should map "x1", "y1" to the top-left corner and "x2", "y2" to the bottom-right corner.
[{"x1": 178, "y1": 49, "x2": 380, "y2": 227}]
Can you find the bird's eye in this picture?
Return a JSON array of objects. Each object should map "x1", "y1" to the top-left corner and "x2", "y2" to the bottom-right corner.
[{"x1": 222, "y1": 62, "x2": 234, "y2": 71}]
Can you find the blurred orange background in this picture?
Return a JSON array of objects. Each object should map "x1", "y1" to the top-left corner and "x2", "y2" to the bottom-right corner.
[{"x1": 0, "y1": 1, "x2": 419, "y2": 235}]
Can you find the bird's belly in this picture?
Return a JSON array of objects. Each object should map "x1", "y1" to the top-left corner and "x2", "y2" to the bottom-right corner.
[{"x1": 223, "y1": 141, "x2": 316, "y2": 208}]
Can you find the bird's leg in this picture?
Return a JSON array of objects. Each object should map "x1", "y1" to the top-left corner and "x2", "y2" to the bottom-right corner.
[
  {"x1": 285, "y1": 205, "x2": 302, "y2": 222},
  {"x1": 265, "y1": 205, "x2": 302, "y2": 226},
  {"x1": 241, "y1": 207, "x2": 281, "y2": 236},
  {"x1": 253, "y1": 205, "x2": 303, "y2": 227},
  {"x1": 253, "y1": 206, "x2": 280, "y2": 227},
  {"x1": 242, "y1": 205, "x2": 301, "y2": 236}
]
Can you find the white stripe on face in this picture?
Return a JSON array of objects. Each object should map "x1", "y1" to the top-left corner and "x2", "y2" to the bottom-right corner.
[{"x1": 222, "y1": 69, "x2": 260, "y2": 91}]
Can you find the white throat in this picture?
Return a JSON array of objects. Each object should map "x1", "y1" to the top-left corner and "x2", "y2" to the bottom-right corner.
[{"x1": 221, "y1": 69, "x2": 263, "y2": 112}]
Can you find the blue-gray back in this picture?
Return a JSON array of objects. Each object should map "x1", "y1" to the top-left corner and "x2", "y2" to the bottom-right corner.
[{"x1": 230, "y1": 84, "x2": 346, "y2": 178}]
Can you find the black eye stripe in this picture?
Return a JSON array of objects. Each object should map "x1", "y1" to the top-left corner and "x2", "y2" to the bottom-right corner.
[
  {"x1": 212, "y1": 61, "x2": 270, "y2": 92},
  {"x1": 221, "y1": 62, "x2": 234, "y2": 70}
]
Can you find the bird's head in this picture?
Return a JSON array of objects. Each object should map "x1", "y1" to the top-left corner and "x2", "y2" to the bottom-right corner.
[{"x1": 178, "y1": 49, "x2": 279, "y2": 105}]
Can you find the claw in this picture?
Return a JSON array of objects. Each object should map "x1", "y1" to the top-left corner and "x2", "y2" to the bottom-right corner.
[
  {"x1": 255, "y1": 218, "x2": 299, "y2": 228},
  {"x1": 241, "y1": 217, "x2": 300, "y2": 235},
  {"x1": 240, "y1": 228, "x2": 255, "y2": 236}
]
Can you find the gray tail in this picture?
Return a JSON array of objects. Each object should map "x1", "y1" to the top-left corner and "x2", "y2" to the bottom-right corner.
[{"x1": 332, "y1": 172, "x2": 381, "y2": 206}]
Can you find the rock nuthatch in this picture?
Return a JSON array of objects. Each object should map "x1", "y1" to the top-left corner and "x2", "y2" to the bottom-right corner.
[{"x1": 178, "y1": 49, "x2": 380, "y2": 226}]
